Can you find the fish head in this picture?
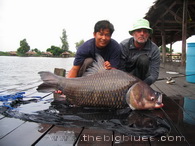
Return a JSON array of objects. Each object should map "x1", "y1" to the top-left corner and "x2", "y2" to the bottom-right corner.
[{"x1": 126, "y1": 81, "x2": 163, "y2": 110}]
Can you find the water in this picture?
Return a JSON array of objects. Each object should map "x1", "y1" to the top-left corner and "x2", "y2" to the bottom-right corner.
[{"x1": 0, "y1": 56, "x2": 74, "y2": 92}]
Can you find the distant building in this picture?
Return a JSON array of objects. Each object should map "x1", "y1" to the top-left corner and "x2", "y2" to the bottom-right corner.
[
  {"x1": 26, "y1": 51, "x2": 37, "y2": 56},
  {"x1": 62, "y1": 51, "x2": 70, "y2": 57},
  {"x1": 41, "y1": 52, "x2": 53, "y2": 57},
  {"x1": 9, "y1": 51, "x2": 17, "y2": 56}
]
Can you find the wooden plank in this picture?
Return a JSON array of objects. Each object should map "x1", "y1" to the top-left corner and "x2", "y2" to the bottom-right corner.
[
  {"x1": 54, "y1": 68, "x2": 66, "y2": 77},
  {"x1": 145, "y1": 90, "x2": 193, "y2": 145},
  {"x1": 160, "y1": 82, "x2": 194, "y2": 97},
  {"x1": 161, "y1": 96, "x2": 195, "y2": 145},
  {"x1": 76, "y1": 128, "x2": 113, "y2": 145},
  {"x1": 173, "y1": 77, "x2": 195, "y2": 96},
  {"x1": 144, "y1": 70, "x2": 191, "y2": 146},
  {"x1": 113, "y1": 132, "x2": 150, "y2": 146},
  {"x1": 0, "y1": 117, "x2": 25, "y2": 139},
  {"x1": 0, "y1": 114, "x2": 5, "y2": 119},
  {"x1": 149, "y1": 109, "x2": 186, "y2": 145},
  {"x1": 155, "y1": 67, "x2": 195, "y2": 97},
  {"x1": 154, "y1": 68, "x2": 195, "y2": 119},
  {"x1": 0, "y1": 122, "x2": 52, "y2": 146},
  {"x1": 152, "y1": 72, "x2": 195, "y2": 145},
  {"x1": 149, "y1": 108, "x2": 189, "y2": 146},
  {"x1": 35, "y1": 126, "x2": 83, "y2": 146},
  {"x1": 153, "y1": 80, "x2": 177, "y2": 97}
]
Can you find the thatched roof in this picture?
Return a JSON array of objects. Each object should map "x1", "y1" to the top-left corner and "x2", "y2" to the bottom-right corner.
[
  {"x1": 9, "y1": 51, "x2": 17, "y2": 55},
  {"x1": 26, "y1": 51, "x2": 37, "y2": 55},
  {"x1": 144, "y1": 0, "x2": 195, "y2": 46},
  {"x1": 42, "y1": 52, "x2": 53, "y2": 56},
  {"x1": 62, "y1": 51, "x2": 70, "y2": 55}
]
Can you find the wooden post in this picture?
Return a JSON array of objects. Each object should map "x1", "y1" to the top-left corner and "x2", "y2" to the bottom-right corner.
[
  {"x1": 161, "y1": 31, "x2": 166, "y2": 63},
  {"x1": 170, "y1": 42, "x2": 173, "y2": 62},
  {"x1": 181, "y1": 0, "x2": 188, "y2": 66},
  {"x1": 53, "y1": 68, "x2": 66, "y2": 100},
  {"x1": 161, "y1": 19, "x2": 166, "y2": 63},
  {"x1": 54, "y1": 68, "x2": 66, "y2": 77}
]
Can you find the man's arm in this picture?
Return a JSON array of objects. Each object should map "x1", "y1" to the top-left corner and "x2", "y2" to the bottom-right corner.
[
  {"x1": 67, "y1": 65, "x2": 81, "y2": 78},
  {"x1": 144, "y1": 46, "x2": 160, "y2": 85},
  {"x1": 119, "y1": 43, "x2": 128, "y2": 71}
]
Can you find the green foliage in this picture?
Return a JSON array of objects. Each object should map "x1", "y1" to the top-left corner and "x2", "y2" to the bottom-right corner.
[
  {"x1": 32, "y1": 48, "x2": 41, "y2": 55},
  {"x1": 60, "y1": 29, "x2": 69, "y2": 52},
  {"x1": 75, "y1": 39, "x2": 85, "y2": 50},
  {"x1": 17, "y1": 39, "x2": 30, "y2": 56},
  {"x1": 47, "y1": 45, "x2": 63, "y2": 56},
  {"x1": 0, "y1": 51, "x2": 9, "y2": 56},
  {"x1": 69, "y1": 51, "x2": 76, "y2": 57}
]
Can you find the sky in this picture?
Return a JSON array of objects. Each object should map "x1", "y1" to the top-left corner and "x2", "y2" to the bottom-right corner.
[{"x1": 0, "y1": 0, "x2": 194, "y2": 53}]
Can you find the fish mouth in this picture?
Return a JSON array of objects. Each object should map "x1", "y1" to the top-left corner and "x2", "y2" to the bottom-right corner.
[{"x1": 155, "y1": 93, "x2": 164, "y2": 108}]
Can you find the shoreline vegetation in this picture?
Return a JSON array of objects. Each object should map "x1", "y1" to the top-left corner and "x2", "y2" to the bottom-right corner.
[
  {"x1": 0, "y1": 51, "x2": 75, "y2": 58},
  {"x1": 0, "y1": 29, "x2": 82, "y2": 58}
]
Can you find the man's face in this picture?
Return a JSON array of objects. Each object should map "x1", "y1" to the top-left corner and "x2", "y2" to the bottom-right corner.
[
  {"x1": 132, "y1": 28, "x2": 150, "y2": 44},
  {"x1": 94, "y1": 28, "x2": 111, "y2": 49}
]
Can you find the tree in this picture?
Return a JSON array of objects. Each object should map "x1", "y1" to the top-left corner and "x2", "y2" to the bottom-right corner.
[
  {"x1": 60, "y1": 29, "x2": 69, "y2": 52},
  {"x1": 47, "y1": 45, "x2": 63, "y2": 56},
  {"x1": 32, "y1": 48, "x2": 41, "y2": 55},
  {"x1": 17, "y1": 39, "x2": 30, "y2": 56},
  {"x1": 75, "y1": 39, "x2": 84, "y2": 50}
]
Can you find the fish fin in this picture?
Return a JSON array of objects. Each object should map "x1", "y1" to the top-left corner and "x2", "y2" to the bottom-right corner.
[
  {"x1": 37, "y1": 71, "x2": 62, "y2": 92},
  {"x1": 83, "y1": 54, "x2": 106, "y2": 76},
  {"x1": 37, "y1": 83, "x2": 57, "y2": 93},
  {"x1": 38, "y1": 71, "x2": 61, "y2": 85}
]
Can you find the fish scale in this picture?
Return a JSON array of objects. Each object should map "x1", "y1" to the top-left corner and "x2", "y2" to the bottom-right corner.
[{"x1": 62, "y1": 69, "x2": 138, "y2": 108}]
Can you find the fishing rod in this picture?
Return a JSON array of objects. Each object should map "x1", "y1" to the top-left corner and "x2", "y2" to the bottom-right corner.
[
  {"x1": 157, "y1": 73, "x2": 195, "y2": 84},
  {"x1": 157, "y1": 73, "x2": 195, "y2": 81}
]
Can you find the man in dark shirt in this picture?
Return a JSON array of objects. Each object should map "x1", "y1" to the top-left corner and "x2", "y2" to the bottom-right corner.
[
  {"x1": 120, "y1": 19, "x2": 160, "y2": 85},
  {"x1": 67, "y1": 20, "x2": 121, "y2": 78}
]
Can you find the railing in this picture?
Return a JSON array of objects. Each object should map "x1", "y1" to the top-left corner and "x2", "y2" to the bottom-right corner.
[{"x1": 161, "y1": 53, "x2": 182, "y2": 62}]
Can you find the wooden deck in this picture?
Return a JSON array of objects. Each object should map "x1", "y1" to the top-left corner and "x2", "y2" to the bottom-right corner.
[{"x1": 0, "y1": 66, "x2": 195, "y2": 146}]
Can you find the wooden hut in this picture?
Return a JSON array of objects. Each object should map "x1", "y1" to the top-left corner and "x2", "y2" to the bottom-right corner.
[
  {"x1": 41, "y1": 52, "x2": 53, "y2": 57},
  {"x1": 9, "y1": 51, "x2": 17, "y2": 56},
  {"x1": 144, "y1": 0, "x2": 195, "y2": 66},
  {"x1": 62, "y1": 51, "x2": 70, "y2": 58},
  {"x1": 25, "y1": 51, "x2": 37, "y2": 56}
]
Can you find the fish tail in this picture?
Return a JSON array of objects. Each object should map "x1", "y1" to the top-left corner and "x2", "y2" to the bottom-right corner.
[{"x1": 37, "y1": 71, "x2": 61, "y2": 93}]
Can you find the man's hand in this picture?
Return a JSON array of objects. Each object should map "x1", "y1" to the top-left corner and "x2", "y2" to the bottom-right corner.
[
  {"x1": 66, "y1": 65, "x2": 81, "y2": 78},
  {"x1": 55, "y1": 90, "x2": 63, "y2": 94},
  {"x1": 104, "y1": 61, "x2": 112, "y2": 70}
]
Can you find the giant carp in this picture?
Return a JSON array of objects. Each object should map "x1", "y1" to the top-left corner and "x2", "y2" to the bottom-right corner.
[{"x1": 37, "y1": 54, "x2": 163, "y2": 110}]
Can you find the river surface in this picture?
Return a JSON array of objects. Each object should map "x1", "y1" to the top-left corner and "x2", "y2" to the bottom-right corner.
[{"x1": 0, "y1": 56, "x2": 74, "y2": 92}]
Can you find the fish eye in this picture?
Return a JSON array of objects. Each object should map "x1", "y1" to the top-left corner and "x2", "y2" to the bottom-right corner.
[{"x1": 151, "y1": 97, "x2": 155, "y2": 101}]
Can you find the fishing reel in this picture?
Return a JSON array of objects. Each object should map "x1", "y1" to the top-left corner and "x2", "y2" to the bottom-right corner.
[{"x1": 166, "y1": 77, "x2": 175, "y2": 84}]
